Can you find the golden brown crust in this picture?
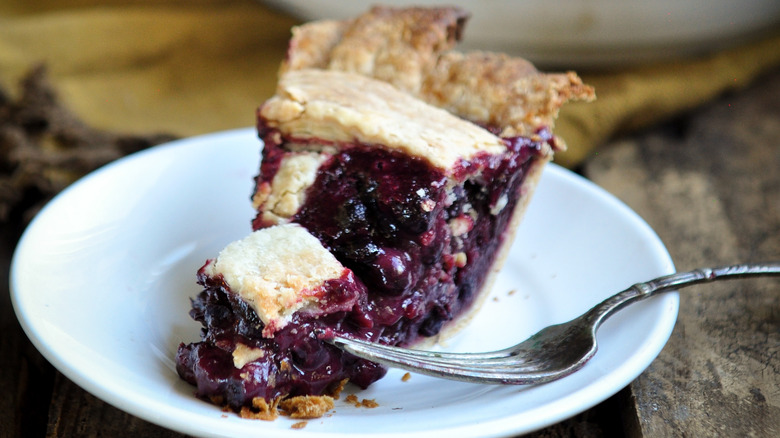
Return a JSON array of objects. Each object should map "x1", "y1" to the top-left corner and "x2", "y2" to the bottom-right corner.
[
  {"x1": 279, "y1": 395, "x2": 335, "y2": 419},
  {"x1": 281, "y1": 5, "x2": 469, "y2": 93},
  {"x1": 259, "y1": 69, "x2": 507, "y2": 170},
  {"x1": 326, "y1": 5, "x2": 469, "y2": 93},
  {"x1": 344, "y1": 394, "x2": 379, "y2": 409},
  {"x1": 326, "y1": 378, "x2": 349, "y2": 400},
  {"x1": 279, "y1": 6, "x2": 594, "y2": 142},
  {"x1": 423, "y1": 52, "x2": 595, "y2": 138},
  {"x1": 204, "y1": 223, "x2": 348, "y2": 337},
  {"x1": 239, "y1": 397, "x2": 281, "y2": 421},
  {"x1": 283, "y1": 19, "x2": 345, "y2": 72},
  {"x1": 224, "y1": 391, "x2": 337, "y2": 421},
  {"x1": 253, "y1": 152, "x2": 328, "y2": 225},
  {"x1": 232, "y1": 343, "x2": 266, "y2": 369}
]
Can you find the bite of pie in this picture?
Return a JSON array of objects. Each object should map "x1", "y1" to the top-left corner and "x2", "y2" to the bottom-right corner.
[{"x1": 176, "y1": 5, "x2": 594, "y2": 419}]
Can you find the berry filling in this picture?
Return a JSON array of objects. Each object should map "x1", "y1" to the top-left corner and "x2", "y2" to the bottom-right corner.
[
  {"x1": 176, "y1": 268, "x2": 385, "y2": 410},
  {"x1": 176, "y1": 126, "x2": 551, "y2": 411}
]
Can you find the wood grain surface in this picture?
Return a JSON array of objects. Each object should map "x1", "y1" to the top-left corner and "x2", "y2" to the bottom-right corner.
[
  {"x1": 585, "y1": 68, "x2": 780, "y2": 437},
  {"x1": 2, "y1": 68, "x2": 778, "y2": 437}
]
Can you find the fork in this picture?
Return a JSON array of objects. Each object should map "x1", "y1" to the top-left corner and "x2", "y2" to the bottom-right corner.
[{"x1": 327, "y1": 262, "x2": 780, "y2": 385}]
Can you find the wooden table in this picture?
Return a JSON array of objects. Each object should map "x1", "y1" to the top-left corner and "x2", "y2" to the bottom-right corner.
[{"x1": 2, "y1": 67, "x2": 778, "y2": 437}]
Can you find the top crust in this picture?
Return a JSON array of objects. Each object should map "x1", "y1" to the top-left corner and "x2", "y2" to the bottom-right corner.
[
  {"x1": 202, "y1": 223, "x2": 347, "y2": 336},
  {"x1": 258, "y1": 69, "x2": 507, "y2": 170},
  {"x1": 422, "y1": 52, "x2": 594, "y2": 138},
  {"x1": 282, "y1": 6, "x2": 469, "y2": 93},
  {"x1": 279, "y1": 5, "x2": 595, "y2": 140}
]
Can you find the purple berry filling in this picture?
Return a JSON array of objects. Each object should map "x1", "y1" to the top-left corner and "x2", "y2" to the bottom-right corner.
[
  {"x1": 176, "y1": 126, "x2": 551, "y2": 410},
  {"x1": 176, "y1": 268, "x2": 385, "y2": 410}
]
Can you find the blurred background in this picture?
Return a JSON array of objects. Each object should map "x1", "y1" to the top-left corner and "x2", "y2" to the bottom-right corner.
[
  {"x1": 265, "y1": 0, "x2": 780, "y2": 68},
  {"x1": 1, "y1": 0, "x2": 778, "y2": 168}
]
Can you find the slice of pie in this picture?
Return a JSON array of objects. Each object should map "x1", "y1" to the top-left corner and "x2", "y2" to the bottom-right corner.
[
  {"x1": 176, "y1": 5, "x2": 594, "y2": 418},
  {"x1": 251, "y1": 68, "x2": 558, "y2": 345},
  {"x1": 176, "y1": 223, "x2": 382, "y2": 418}
]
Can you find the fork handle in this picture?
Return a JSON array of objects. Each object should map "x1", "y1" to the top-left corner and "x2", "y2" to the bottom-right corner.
[{"x1": 586, "y1": 262, "x2": 780, "y2": 329}]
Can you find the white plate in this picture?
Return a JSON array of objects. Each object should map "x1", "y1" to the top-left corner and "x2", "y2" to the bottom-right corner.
[{"x1": 11, "y1": 128, "x2": 677, "y2": 437}]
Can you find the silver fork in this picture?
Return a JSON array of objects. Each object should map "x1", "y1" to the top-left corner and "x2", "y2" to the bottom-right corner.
[{"x1": 327, "y1": 262, "x2": 780, "y2": 385}]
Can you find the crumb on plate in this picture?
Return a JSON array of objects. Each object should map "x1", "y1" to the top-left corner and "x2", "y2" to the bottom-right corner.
[
  {"x1": 280, "y1": 395, "x2": 335, "y2": 419},
  {"x1": 345, "y1": 394, "x2": 379, "y2": 408}
]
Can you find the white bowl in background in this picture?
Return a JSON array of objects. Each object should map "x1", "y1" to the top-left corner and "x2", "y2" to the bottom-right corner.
[{"x1": 262, "y1": 0, "x2": 780, "y2": 68}]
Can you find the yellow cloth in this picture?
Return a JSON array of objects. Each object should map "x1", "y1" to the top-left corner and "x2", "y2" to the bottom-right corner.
[
  {"x1": 556, "y1": 32, "x2": 780, "y2": 167},
  {"x1": 2, "y1": 0, "x2": 779, "y2": 168}
]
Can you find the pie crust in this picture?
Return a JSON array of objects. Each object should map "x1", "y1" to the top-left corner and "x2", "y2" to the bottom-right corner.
[
  {"x1": 251, "y1": 68, "x2": 560, "y2": 347},
  {"x1": 281, "y1": 5, "x2": 594, "y2": 139},
  {"x1": 176, "y1": 5, "x2": 594, "y2": 416}
]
